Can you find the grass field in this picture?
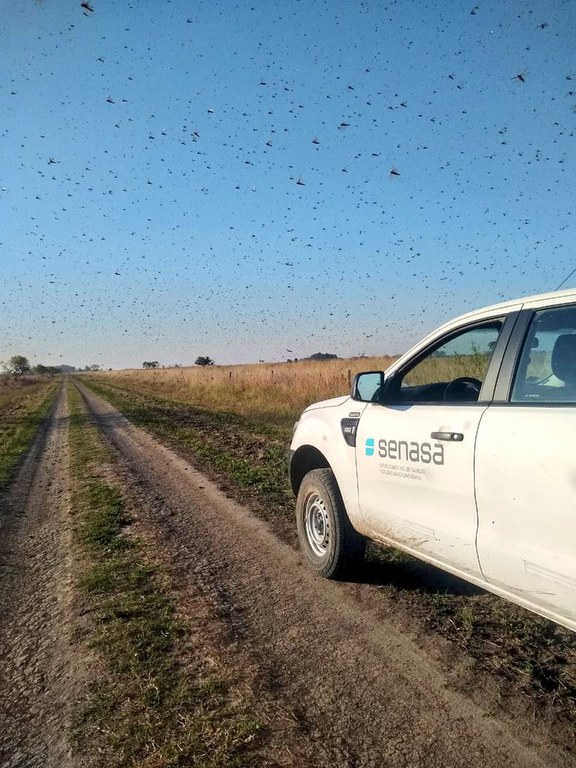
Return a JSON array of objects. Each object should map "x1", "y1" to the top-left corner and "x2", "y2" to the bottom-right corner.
[
  {"x1": 0, "y1": 375, "x2": 55, "y2": 409},
  {"x1": 88, "y1": 356, "x2": 397, "y2": 423},
  {"x1": 87, "y1": 351, "x2": 503, "y2": 422}
]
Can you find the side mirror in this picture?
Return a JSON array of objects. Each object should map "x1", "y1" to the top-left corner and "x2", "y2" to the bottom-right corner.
[{"x1": 351, "y1": 371, "x2": 385, "y2": 402}]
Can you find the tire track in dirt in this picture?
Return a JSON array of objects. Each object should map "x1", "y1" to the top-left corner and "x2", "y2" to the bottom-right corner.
[
  {"x1": 76, "y1": 381, "x2": 575, "y2": 768},
  {"x1": 0, "y1": 384, "x2": 76, "y2": 768}
]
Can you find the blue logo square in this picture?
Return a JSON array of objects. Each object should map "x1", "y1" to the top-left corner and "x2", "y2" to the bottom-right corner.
[{"x1": 365, "y1": 438, "x2": 375, "y2": 456}]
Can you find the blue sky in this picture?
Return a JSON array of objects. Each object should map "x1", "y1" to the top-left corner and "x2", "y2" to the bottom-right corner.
[{"x1": 1, "y1": 0, "x2": 575, "y2": 369}]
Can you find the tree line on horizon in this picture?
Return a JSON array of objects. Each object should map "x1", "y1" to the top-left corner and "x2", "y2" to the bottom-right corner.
[{"x1": 0, "y1": 355, "x2": 100, "y2": 380}]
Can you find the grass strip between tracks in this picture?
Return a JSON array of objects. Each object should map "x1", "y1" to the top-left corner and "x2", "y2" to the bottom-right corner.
[
  {"x1": 67, "y1": 384, "x2": 260, "y2": 768},
  {"x1": 0, "y1": 380, "x2": 58, "y2": 494},
  {"x1": 79, "y1": 378, "x2": 576, "y2": 725}
]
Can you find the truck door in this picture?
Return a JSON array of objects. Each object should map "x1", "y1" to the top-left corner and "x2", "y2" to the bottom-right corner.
[
  {"x1": 356, "y1": 320, "x2": 505, "y2": 578},
  {"x1": 475, "y1": 303, "x2": 576, "y2": 625}
]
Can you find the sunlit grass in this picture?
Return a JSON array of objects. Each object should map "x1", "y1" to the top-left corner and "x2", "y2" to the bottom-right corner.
[
  {"x1": 87, "y1": 356, "x2": 397, "y2": 422},
  {"x1": 87, "y1": 352, "x2": 500, "y2": 422}
]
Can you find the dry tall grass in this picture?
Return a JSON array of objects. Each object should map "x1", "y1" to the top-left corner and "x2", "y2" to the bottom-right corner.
[
  {"x1": 0, "y1": 376, "x2": 55, "y2": 410},
  {"x1": 91, "y1": 357, "x2": 397, "y2": 422}
]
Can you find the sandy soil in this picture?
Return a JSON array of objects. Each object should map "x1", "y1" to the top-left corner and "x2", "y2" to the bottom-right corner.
[{"x1": 0, "y1": 381, "x2": 574, "y2": 767}]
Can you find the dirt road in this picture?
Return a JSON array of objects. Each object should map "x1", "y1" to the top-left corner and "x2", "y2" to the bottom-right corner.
[{"x1": 1, "y1": 382, "x2": 574, "y2": 767}]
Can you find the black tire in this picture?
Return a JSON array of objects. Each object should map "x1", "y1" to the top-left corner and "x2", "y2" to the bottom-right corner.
[{"x1": 296, "y1": 468, "x2": 366, "y2": 579}]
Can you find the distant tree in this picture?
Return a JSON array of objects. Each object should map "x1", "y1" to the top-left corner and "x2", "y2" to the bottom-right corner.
[
  {"x1": 195, "y1": 356, "x2": 215, "y2": 366},
  {"x1": 34, "y1": 364, "x2": 59, "y2": 377},
  {"x1": 9, "y1": 355, "x2": 30, "y2": 379},
  {"x1": 308, "y1": 352, "x2": 338, "y2": 361},
  {"x1": 142, "y1": 361, "x2": 159, "y2": 369}
]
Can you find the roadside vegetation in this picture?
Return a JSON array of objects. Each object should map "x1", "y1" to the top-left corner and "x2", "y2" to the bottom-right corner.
[
  {"x1": 80, "y1": 368, "x2": 576, "y2": 727},
  {"x1": 67, "y1": 384, "x2": 260, "y2": 768},
  {"x1": 0, "y1": 378, "x2": 58, "y2": 493}
]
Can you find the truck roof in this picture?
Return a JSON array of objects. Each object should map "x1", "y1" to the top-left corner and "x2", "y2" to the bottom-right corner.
[{"x1": 444, "y1": 287, "x2": 576, "y2": 328}]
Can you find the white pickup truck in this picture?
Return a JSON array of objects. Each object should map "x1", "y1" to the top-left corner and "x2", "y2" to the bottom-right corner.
[{"x1": 289, "y1": 289, "x2": 576, "y2": 632}]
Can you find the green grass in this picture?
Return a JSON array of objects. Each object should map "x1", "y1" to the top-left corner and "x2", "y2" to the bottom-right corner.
[
  {"x1": 67, "y1": 384, "x2": 260, "y2": 767},
  {"x1": 0, "y1": 381, "x2": 58, "y2": 493}
]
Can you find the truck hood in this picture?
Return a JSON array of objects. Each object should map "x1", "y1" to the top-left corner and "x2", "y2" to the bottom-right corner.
[{"x1": 302, "y1": 395, "x2": 350, "y2": 413}]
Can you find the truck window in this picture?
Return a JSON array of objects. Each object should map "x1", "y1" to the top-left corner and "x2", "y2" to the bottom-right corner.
[
  {"x1": 511, "y1": 304, "x2": 576, "y2": 403},
  {"x1": 398, "y1": 322, "x2": 502, "y2": 403}
]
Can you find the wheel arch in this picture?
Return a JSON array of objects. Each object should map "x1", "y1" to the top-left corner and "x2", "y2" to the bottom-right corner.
[{"x1": 289, "y1": 445, "x2": 331, "y2": 496}]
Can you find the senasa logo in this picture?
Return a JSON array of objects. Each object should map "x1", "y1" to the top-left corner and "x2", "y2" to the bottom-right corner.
[{"x1": 365, "y1": 437, "x2": 444, "y2": 465}]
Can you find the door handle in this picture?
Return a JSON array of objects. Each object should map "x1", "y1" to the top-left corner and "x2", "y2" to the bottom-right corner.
[{"x1": 431, "y1": 431, "x2": 464, "y2": 442}]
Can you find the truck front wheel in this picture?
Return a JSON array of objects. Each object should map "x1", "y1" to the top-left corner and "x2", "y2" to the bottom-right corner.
[{"x1": 296, "y1": 468, "x2": 366, "y2": 579}]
